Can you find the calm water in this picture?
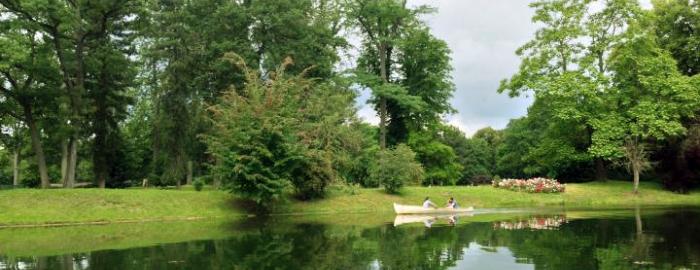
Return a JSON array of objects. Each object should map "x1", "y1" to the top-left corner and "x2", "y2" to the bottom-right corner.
[{"x1": 1, "y1": 208, "x2": 699, "y2": 270}]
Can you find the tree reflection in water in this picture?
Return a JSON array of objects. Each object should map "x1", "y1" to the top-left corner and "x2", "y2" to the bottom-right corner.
[{"x1": 1, "y1": 209, "x2": 699, "y2": 270}]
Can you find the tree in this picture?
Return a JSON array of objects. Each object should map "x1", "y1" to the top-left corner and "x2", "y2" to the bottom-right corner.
[
  {"x1": 0, "y1": 118, "x2": 24, "y2": 186},
  {"x1": 441, "y1": 126, "x2": 494, "y2": 185},
  {"x1": 0, "y1": 14, "x2": 60, "y2": 188},
  {"x1": 250, "y1": 0, "x2": 346, "y2": 79},
  {"x1": 206, "y1": 56, "x2": 358, "y2": 206},
  {"x1": 496, "y1": 117, "x2": 538, "y2": 179},
  {"x1": 472, "y1": 127, "x2": 503, "y2": 173},
  {"x1": 652, "y1": 0, "x2": 700, "y2": 191},
  {"x1": 499, "y1": 0, "x2": 642, "y2": 181},
  {"x1": 653, "y1": 0, "x2": 700, "y2": 77},
  {"x1": 590, "y1": 22, "x2": 700, "y2": 193},
  {"x1": 346, "y1": 0, "x2": 428, "y2": 149},
  {"x1": 1, "y1": 0, "x2": 142, "y2": 188},
  {"x1": 389, "y1": 27, "x2": 455, "y2": 144},
  {"x1": 498, "y1": 0, "x2": 590, "y2": 180},
  {"x1": 368, "y1": 144, "x2": 423, "y2": 193},
  {"x1": 407, "y1": 127, "x2": 462, "y2": 186}
]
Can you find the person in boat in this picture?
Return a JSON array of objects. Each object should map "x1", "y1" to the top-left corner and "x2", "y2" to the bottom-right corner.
[
  {"x1": 447, "y1": 197, "x2": 459, "y2": 209},
  {"x1": 423, "y1": 197, "x2": 437, "y2": 208}
]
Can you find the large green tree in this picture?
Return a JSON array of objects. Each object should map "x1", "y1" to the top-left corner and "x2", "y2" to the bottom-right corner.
[
  {"x1": 143, "y1": 0, "x2": 346, "y2": 187},
  {"x1": 347, "y1": 0, "x2": 427, "y2": 149},
  {"x1": 1, "y1": 0, "x2": 142, "y2": 188},
  {"x1": 590, "y1": 21, "x2": 700, "y2": 193},
  {"x1": 0, "y1": 13, "x2": 60, "y2": 188},
  {"x1": 499, "y1": 0, "x2": 642, "y2": 180},
  {"x1": 652, "y1": 0, "x2": 700, "y2": 191}
]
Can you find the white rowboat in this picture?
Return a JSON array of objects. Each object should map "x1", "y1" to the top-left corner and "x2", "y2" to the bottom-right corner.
[{"x1": 393, "y1": 203, "x2": 474, "y2": 214}]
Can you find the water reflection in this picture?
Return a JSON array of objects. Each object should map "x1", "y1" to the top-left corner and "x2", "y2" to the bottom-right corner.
[
  {"x1": 492, "y1": 215, "x2": 567, "y2": 230},
  {"x1": 1, "y1": 208, "x2": 699, "y2": 270},
  {"x1": 393, "y1": 213, "x2": 472, "y2": 227}
]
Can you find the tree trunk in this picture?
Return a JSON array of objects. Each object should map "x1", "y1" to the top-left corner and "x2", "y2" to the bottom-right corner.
[
  {"x1": 379, "y1": 98, "x2": 387, "y2": 149},
  {"x1": 24, "y1": 106, "x2": 50, "y2": 188},
  {"x1": 214, "y1": 177, "x2": 221, "y2": 189},
  {"x1": 633, "y1": 165, "x2": 640, "y2": 194},
  {"x1": 378, "y1": 43, "x2": 389, "y2": 150},
  {"x1": 64, "y1": 137, "x2": 77, "y2": 188},
  {"x1": 61, "y1": 140, "x2": 68, "y2": 185},
  {"x1": 186, "y1": 160, "x2": 193, "y2": 185},
  {"x1": 98, "y1": 174, "x2": 106, "y2": 188},
  {"x1": 595, "y1": 158, "x2": 607, "y2": 181},
  {"x1": 12, "y1": 150, "x2": 20, "y2": 186}
]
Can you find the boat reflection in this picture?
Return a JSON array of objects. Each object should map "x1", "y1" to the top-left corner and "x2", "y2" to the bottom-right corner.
[{"x1": 393, "y1": 213, "x2": 474, "y2": 227}]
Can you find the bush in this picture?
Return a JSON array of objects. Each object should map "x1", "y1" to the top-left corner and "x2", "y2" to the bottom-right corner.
[
  {"x1": 290, "y1": 151, "x2": 334, "y2": 200},
  {"x1": 369, "y1": 144, "x2": 424, "y2": 194},
  {"x1": 193, "y1": 179, "x2": 204, "y2": 191},
  {"x1": 492, "y1": 177, "x2": 565, "y2": 193},
  {"x1": 205, "y1": 56, "x2": 358, "y2": 206}
]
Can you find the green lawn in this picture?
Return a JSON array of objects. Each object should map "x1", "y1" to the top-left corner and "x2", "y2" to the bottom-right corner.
[
  {"x1": 278, "y1": 181, "x2": 700, "y2": 214},
  {"x1": 0, "y1": 181, "x2": 698, "y2": 227},
  {"x1": 0, "y1": 188, "x2": 245, "y2": 226}
]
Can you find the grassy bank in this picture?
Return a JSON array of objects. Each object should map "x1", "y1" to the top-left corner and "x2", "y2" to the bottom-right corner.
[
  {"x1": 0, "y1": 188, "x2": 245, "y2": 226},
  {"x1": 0, "y1": 181, "x2": 699, "y2": 226},
  {"x1": 279, "y1": 181, "x2": 700, "y2": 214}
]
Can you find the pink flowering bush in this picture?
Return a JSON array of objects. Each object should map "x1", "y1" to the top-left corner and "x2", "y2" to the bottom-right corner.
[{"x1": 492, "y1": 177, "x2": 565, "y2": 193}]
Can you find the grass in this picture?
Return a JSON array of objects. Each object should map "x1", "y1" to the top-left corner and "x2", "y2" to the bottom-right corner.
[
  {"x1": 0, "y1": 188, "x2": 245, "y2": 226},
  {"x1": 278, "y1": 181, "x2": 700, "y2": 214},
  {"x1": 0, "y1": 181, "x2": 698, "y2": 227}
]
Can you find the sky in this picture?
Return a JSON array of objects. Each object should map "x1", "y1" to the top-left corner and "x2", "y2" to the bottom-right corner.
[{"x1": 354, "y1": 0, "x2": 652, "y2": 137}]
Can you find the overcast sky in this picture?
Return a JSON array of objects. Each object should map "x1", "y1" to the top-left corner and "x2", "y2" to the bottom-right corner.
[{"x1": 354, "y1": 0, "x2": 652, "y2": 137}]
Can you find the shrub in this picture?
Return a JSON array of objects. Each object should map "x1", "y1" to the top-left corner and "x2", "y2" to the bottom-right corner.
[
  {"x1": 290, "y1": 150, "x2": 335, "y2": 200},
  {"x1": 369, "y1": 144, "x2": 424, "y2": 194},
  {"x1": 205, "y1": 55, "x2": 358, "y2": 206},
  {"x1": 492, "y1": 177, "x2": 565, "y2": 193},
  {"x1": 193, "y1": 179, "x2": 204, "y2": 191}
]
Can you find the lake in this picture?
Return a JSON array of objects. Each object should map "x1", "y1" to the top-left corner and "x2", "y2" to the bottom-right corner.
[{"x1": 1, "y1": 207, "x2": 699, "y2": 269}]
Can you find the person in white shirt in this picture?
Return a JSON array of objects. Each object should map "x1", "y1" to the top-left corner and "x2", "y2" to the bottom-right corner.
[
  {"x1": 446, "y1": 197, "x2": 458, "y2": 209},
  {"x1": 423, "y1": 197, "x2": 437, "y2": 208}
]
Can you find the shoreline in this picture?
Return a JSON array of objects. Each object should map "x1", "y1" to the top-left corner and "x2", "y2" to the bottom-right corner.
[{"x1": 0, "y1": 181, "x2": 698, "y2": 228}]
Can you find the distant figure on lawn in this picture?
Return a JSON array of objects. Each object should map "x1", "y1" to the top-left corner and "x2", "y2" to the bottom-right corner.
[{"x1": 423, "y1": 197, "x2": 437, "y2": 208}]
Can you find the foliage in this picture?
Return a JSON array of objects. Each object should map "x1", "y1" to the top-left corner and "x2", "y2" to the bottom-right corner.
[
  {"x1": 193, "y1": 179, "x2": 204, "y2": 192},
  {"x1": 589, "y1": 20, "x2": 700, "y2": 192},
  {"x1": 388, "y1": 27, "x2": 455, "y2": 144},
  {"x1": 407, "y1": 128, "x2": 462, "y2": 186},
  {"x1": 441, "y1": 126, "x2": 492, "y2": 184},
  {"x1": 653, "y1": 0, "x2": 700, "y2": 76},
  {"x1": 335, "y1": 122, "x2": 379, "y2": 188},
  {"x1": 348, "y1": 0, "x2": 446, "y2": 149},
  {"x1": 206, "y1": 56, "x2": 358, "y2": 206},
  {"x1": 368, "y1": 144, "x2": 424, "y2": 193}
]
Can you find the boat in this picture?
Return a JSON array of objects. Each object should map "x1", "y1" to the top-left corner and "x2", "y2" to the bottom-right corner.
[{"x1": 393, "y1": 203, "x2": 474, "y2": 215}]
